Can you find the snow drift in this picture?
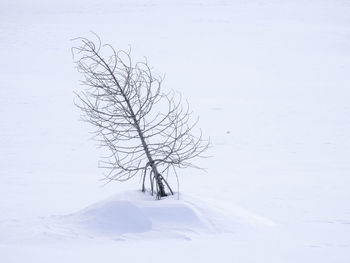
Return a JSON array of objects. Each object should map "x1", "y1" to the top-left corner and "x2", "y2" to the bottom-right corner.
[
  {"x1": 49, "y1": 191, "x2": 218, "y2": 239},
  {"x1": 0, "y1": 191, "x2": 276, "y2": 244}
]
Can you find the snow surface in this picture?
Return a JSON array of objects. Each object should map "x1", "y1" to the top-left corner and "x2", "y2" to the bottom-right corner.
[{"x1": 1, "y1": 0, "x2": 350, "y2": 262}]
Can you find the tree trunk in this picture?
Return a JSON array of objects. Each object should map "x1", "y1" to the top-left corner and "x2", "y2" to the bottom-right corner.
[
  {"x1": 151, "y1": 164, "x2": 167, "y2": 197},
  {"x1": 120, "y1": 86, "x2": 167, "y2": 197},
  {"x1": 95, "y1": 52, "x2": 169, "y2": 198}
]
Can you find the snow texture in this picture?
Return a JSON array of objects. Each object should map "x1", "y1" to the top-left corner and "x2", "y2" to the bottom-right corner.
[{"x1": 0, "y1": 0, "x2": 350, "y2": 262}]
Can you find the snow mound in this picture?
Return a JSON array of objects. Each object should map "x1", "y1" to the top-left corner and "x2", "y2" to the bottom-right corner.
[
  {"x1": 0, "y1": 191, "x2": 276, "y2": 243},
  {"x1": 51, "y1": 191, "x2": 218, "y2": 239}
]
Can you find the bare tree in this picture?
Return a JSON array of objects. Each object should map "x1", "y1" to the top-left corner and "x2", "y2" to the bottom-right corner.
[{"x1": 72, "y1": 34, "x2": 209, "y2": 199}]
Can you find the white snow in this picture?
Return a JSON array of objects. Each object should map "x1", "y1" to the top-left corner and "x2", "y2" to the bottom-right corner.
[
  {"x1": 46, "y1": 191, "x2": 220, "y2": 239},
  {"x1": 1, "y1": 0, "x2": 350, "y2": 262}
]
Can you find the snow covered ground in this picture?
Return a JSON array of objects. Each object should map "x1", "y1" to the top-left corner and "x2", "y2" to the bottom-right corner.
[{"x1": 1, "y1": 0, "x2": 350, "y2": 262}]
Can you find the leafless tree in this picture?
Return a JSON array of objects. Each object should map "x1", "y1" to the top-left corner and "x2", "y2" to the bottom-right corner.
[{"x1": 72, "y1": 34, "x2": 209, "y2": 199}]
